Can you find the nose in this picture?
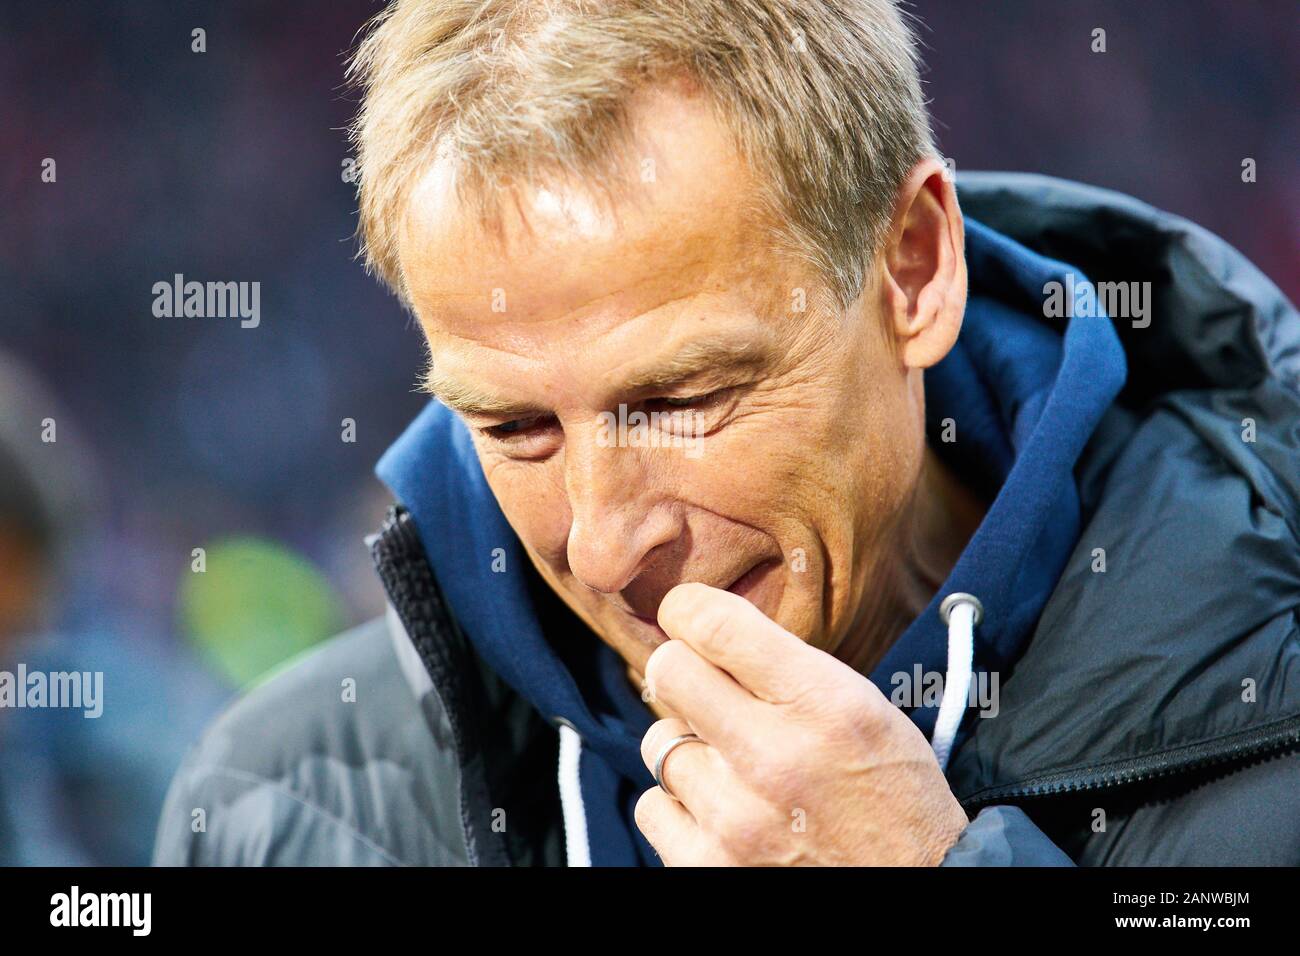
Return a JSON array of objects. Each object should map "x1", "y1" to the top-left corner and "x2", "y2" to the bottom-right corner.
[{"x1": 563, "y1": 423, "x2": 681, "y2": 594}]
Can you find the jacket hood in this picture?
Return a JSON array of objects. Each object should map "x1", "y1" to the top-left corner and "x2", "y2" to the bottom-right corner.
[
  {"x1": 956, "y1": 172, "x2": 1298, "y2": 399},
  {"x1": 375, "y1": 171, "x2": 1298, "y2": 861},
  {"x1": 945, "y1": 175, "x2": 1300, "y2": 814}
]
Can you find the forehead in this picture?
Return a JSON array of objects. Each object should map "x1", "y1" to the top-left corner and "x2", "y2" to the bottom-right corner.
[{"x1": 396, "y1": 86, "x2": 789, "y2": 353}]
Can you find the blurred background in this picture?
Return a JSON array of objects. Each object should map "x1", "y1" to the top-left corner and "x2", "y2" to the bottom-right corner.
[{"x1": 0, "y1": 1, "x2": 1295, "y2": 864}]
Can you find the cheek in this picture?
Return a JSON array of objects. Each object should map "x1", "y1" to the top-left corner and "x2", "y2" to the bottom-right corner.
[
  {"x1": 716, "y1": 384, "x2": 853, "y2": 520},
  {"x1": 481, "y1": 457, "x2": 572, "y2": 562},
  {"x1": 667, "y1": 416, "x2": 800, "y2": 535}
]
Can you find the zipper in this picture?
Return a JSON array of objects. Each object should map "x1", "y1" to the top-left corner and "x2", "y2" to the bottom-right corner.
[
  {"x1": 369, "y1": 505, "x2": 513, "y2": 866},
  {"x1": 958, "y1": 712, "x2": 1300, "y2": 810}
]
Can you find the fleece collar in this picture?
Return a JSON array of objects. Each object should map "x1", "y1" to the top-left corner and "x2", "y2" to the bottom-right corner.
[{"x1": 873, "y1": 219, "x2": 1126, "y2": 734}]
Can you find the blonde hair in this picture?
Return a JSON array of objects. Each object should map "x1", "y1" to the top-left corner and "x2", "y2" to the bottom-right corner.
[{"x1": 347, "y1": 0, "x2": 936, "y2": 307}]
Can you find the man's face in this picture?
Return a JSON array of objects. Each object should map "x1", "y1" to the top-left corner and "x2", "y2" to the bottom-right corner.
[{"x1": 397, "y1": 87, "x2": 929, "y2": 678}]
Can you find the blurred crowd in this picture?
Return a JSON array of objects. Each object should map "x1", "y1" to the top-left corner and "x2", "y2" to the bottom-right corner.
[{"x1": 0, "y1": 0, "x2": 1294, "y2": 864}]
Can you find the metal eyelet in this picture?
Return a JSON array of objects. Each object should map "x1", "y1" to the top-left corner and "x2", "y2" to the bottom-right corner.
[{"x1": 939, "y1": 592, "x2": 984, "y2": 627}]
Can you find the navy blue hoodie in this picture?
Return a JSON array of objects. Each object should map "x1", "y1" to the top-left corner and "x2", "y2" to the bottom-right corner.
[{"x1": 375, "y1": 218, "x2": 1127, "y2": 866}]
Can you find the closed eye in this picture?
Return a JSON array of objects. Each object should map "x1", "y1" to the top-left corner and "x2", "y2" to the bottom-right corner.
[
  {"x1": 476, "y1": 387, "x2": 734, "y2": 449},
  {"x1": 481, "y1": 415, "x2": 554, "y2": 440},
  {"x1": 644, "y1": 388, "x2": 728, "y2": 412}
]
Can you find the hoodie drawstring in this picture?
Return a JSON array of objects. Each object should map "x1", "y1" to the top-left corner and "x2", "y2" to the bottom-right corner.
[
  {"x1": 557, "y1": 591, "x2": 983, "y2": 863},
  {"x1": 932, "y1": 592, "x2": 983, "y2": 771},
  {"x1": 557, "y1": 722, "x2": 592, "y2": 866}
]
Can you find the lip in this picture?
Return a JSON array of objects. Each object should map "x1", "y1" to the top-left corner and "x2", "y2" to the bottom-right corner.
[{"x1": 725, "y1": 557, "x2": 781, "y2": 606}]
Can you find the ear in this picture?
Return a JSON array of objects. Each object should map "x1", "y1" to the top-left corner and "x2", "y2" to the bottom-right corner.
[{"x1": 878, "y1": 158, "x2": 966, "y2": 370}]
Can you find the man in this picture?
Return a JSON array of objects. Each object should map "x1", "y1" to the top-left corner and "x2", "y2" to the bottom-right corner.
[{"x1": 156, "y1": 0, "x2": 1300, "y2": 866}]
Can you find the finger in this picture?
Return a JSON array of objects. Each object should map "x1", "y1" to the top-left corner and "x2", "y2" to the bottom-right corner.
[
  {"x1": 640, "y1": 717, "x2": 719, "y2": 815},
  {"x1": 634, "y1": 786, "x2": 709, "y2": 867},
  {"x1": 643, "y1": 638, "x2": 774, "y2": 758},
  {"x1": 657, "y1": 582, "x2": 837, "y2": 704}
]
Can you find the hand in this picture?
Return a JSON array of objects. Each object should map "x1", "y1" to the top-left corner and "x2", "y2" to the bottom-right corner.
[{"x1": 635, "y1": 582, "x2": 969, "y2": 866}]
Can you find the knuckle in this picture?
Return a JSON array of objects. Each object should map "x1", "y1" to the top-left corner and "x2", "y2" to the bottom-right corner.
[
  {"x1": 640, "y1": 717, "x2": 683, "y2": 766},
  {"x1": 633, "y1": 788, "x2": 660, "y2": 833},
  {"x1": 754, "y1": 751, "x2": 805, "y2": 802},
  {"x1": 642, "y1": 641, "x2": 670, "y2": 690},
  {"x1": 837, "y1": 684, "x2": 881, "y2": 732},
  {"x1": 713, "y1": 801, "x2": 772, "y2": 857},
  {"x1": 644, "y1": 637, "x2": 689, "y2": 692},
  {"x1": 801, "y1": 672, "x2": 880, "y2": 733}
]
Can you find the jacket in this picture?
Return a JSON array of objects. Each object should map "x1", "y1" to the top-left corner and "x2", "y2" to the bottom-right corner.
[{"x1": 154, "y1": 172, "x2": 1300, "y2": 866}]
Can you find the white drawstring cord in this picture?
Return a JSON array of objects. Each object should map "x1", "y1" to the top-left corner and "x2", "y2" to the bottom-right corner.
[
  {"x1": 557, "y1": 722, "x2": 592, "y2": 867},
  {"x1": 932, "y1": 592, "x2": 983, "y2": 772},
  {"x1": 557, "y1": 593, "x2": 981, "y2": 863}
]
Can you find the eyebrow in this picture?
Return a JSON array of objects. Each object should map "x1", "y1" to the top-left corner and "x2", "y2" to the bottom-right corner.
[
  {"x1": 618, "y1": 337, "x2": 771, "y2": 393},
  {"x1": 418, "y1": 365, "x2": 546, "y2": 417},
  {"x1": 421, "y1": 335, "x2": 772, "y2": 418}
]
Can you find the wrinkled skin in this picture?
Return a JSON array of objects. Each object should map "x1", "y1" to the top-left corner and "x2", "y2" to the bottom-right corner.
[{"x1": 397, "y1": 83, "x2": 979, "y2": 865}]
